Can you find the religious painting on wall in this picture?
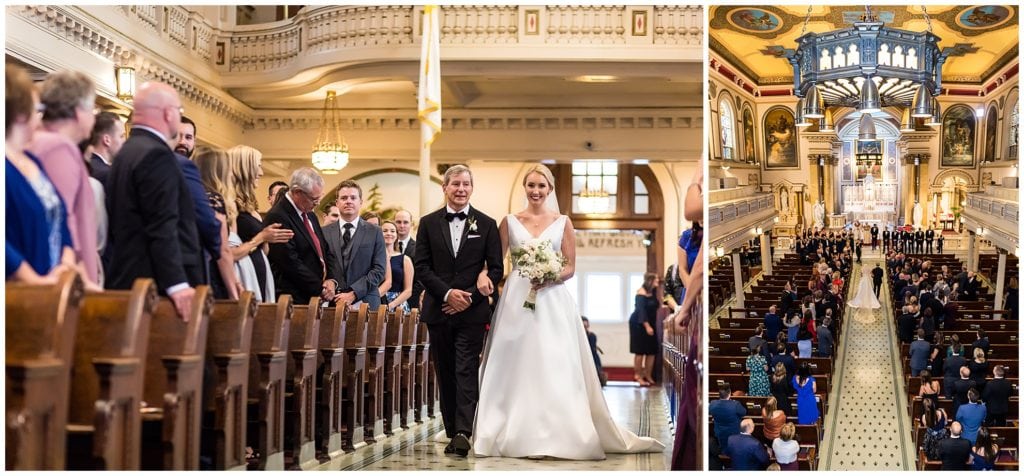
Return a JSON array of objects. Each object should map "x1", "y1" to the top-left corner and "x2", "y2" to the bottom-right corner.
[
  {"x1": 742, "y1": 107, "x2": 756, "y2": 163},
  {"x1": 941, "y1": 104, "x2": 976, "y2": 167},
  {"x1": 841, "y1": 142, "x2": 853, "y2": 181},
  {"x1": 984, "y1": 106, "x2": 998, "y2": 161},
  {"x1": 855, "y1": 139, "x2": 882, "y2": 181},
  {"x1": 763, "y1": 107, "x2": 798, "y2": 169},
  {"x1": 885, "y1": 140, "x2": 899, "y2": 181}
]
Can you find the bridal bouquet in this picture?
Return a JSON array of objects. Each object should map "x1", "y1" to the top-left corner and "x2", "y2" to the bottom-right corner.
[{"x1": 510, "y1": 239, "x2": 566, "y2": 310}]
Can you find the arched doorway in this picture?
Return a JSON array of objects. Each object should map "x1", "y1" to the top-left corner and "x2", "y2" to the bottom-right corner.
[{"x1": 929, "y1": 170, "x2": 975, "y2": 232}]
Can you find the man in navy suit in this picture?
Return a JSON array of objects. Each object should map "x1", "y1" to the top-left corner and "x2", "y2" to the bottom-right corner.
[
  {"x1": 724, "y1": 419, "x2": 769, "y2": 470},
  {"x1": 709, "y1": 384, "x2": 746, "y2": 453},
  {"x1": 173, "y1": 116, "x2": 222, "y2": 284},
  {"x1": 86, "y1": 111, "x2": 125, "y2": 186},
  {"x1": 322, "y1": 180, "x2": 387, "y2": 310},
  {"x1": 264, "y1": 168, "x2": 339, "y2": 304}
]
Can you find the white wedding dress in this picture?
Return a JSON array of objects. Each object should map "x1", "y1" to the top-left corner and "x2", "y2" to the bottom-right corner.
[
  {"x1": 473, "y1": 215, "x2": 665, "y2": 460},
  {"x1": 847, "y1": 265, "x2": 881, "y2": 309}
]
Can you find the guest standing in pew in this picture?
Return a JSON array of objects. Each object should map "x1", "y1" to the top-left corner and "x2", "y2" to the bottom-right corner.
[
  {"x1": 763, "y1": 305, "x2": 782, "y2": 343},
  {"x1": 761, "y1": 397, "x2": 786, "y2": 441},
  {"x1": 380, "y1": 220, "x2": 414, "y2": 312},
  {"x1": 709, "y1": 384, "x2": 746, "y2": 453},
  {"x1": 724, "y1": 419, "x2": 769, "y2": 470},
  {"x1": 969, "y1": 427, "x2": 998, "y2": 470},
  {"x1": 1004, "y1": 276, "x2": 1018, "y2": 320},
  {"x1": 920, "y1": 397, "x2": 949, "y2": 461},
  {"x1": 919, "y1": 370, "x2": 942, "y2": 410},
  {"x1": 192, "y1": 146, "x2": 244, "y2": 300},
  {"x1": 968, "y1": 348, "x2": 989, "y2": 393},
  {"x1": 770, "y1": 362, "x2": 793, "y2": 415},
  {"x1": 815, "y1": 317, "x2": 834, "y2": 358},
  {"x1": 982, "y1": 365, "x2": 1011, "y2": 427},
  {"x1": 264, "y1": 168, "x2": 339, "y2": 304},
  {"x1": 951, "y1": 365, "x2": 977, "y2": 420},
  {"x1": 5, "y1": 64, "x2": 77, "y2": 285},
  {"x1": 793, "y1": 364, "x2": 819, "y2": 425},
  {"x1": 629, "y1": 272, "x2": 661, "y2": 387},
  {"x1": 771, "y1": 422, "x2": 800, "y2": 470},
  {"x1": 266, "y1": 180, "x2": 287, "y2": 208},
  {"x1": 321, "y1": 180, "x2": 387, "y2": 310},
  {"x1": 909, "y1": 329, "x2": 932, "y2": 377},
  {"x1": 944, "y1": 344, "x2": 968, "y2": 399},
  {"x1": 956, "y1": 388, "x2": 986, "y2": 445},
  {"x1": 172, "y1": 116, "x2": 223, "y2": 290},
  {"x1": 938, "y1": 422, "x2": 972, "y2": 469},
  {"x1": 29, "y1": 70, "x2": 103, "y2": 290},
  {"x1": 745, "y1": 345, "x2": 771, "y2": 397},
  {"x1": 105, "y1": 81, "x2": 201, "y2": 320},
  {"x1": 392, "y1": 209, "x2": 421, "y2": 310}
]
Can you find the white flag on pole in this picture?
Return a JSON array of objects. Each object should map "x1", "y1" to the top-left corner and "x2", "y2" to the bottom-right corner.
[{"x1": 418, "y1": 5, "x2": 441, "y2": 147}]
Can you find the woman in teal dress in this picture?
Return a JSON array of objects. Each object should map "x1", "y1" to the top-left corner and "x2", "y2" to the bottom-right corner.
[{"x1": 746, "y1": 345, "x2": 770, "y2": 396}]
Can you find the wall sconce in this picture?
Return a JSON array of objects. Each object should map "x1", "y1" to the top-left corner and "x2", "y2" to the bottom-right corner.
[
  {"x1": 1015, "y1": 246, "x2": 1021, "y2": 258},
  {"x1": 715, "y1": 246, "x2": 725, "y2": 258},
  {"x1": 773, "y1": 216, "x2": 780, "y2": 223},
  {"x1": 754, "y1": 227, "x2": 763, "y2": 235},
  {"x1": 975, "y1": 227, "x2": 985, "y2": 236},
  {"x1": 115, "y1": 65, "x2": 136, "y2": 102}
]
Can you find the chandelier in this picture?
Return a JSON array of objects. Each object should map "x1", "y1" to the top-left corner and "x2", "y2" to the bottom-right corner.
[
  {"x1": 577, "y1": 186, "x2": 612, "y2": 214},
  {"x1": 311, "y1": 90, "x2": 349, "y2": 175},
  {"x1": 789, "y1": 6, "x2": 947, "y2": 128}
]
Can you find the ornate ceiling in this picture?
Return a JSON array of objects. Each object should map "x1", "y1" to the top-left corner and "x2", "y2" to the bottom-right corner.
[{"x1": 710, "y1": 5, "x2": 1019, "y2": 85}]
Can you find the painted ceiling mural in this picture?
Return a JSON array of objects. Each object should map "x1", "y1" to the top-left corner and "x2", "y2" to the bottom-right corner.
[{"x1": 710, "y1": 5, "x2": 1019, "y2": 85}]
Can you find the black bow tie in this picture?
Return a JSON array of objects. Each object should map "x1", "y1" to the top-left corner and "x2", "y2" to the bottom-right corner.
[{"x1": 445, "y1": 211, "x2": 468, "y2": 222}]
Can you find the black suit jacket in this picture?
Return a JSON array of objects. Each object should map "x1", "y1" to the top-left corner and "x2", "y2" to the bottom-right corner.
[
  {"x1": 938, "y1": 437, "x2": 972, "y2": 470},
  {"x1": 402, "y1": 238, "x2": 423, "y2": 308},
  {"x1": 105, "y1": 128, "x2": 202, "y2": 292},
  {"x1": 89, "y1": 152, "x2": 111, "y2": 186},
  {"x1": 264, "y1": 195, "x2": 339, "y2": 304},
  {"x1": 414, "y1": 207, "x2": 503, "y2": 325},
  {"x1": 982, "y1": 378, "x2": 1012, "y2": 415}
]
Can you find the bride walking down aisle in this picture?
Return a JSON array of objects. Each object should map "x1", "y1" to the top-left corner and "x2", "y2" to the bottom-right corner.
[
  {"x1": 473, "y1": 165, "x2": 665, "y2": 460},
  {"x1": 848, "y1": 262, "x2": 881, "y2": 323}
]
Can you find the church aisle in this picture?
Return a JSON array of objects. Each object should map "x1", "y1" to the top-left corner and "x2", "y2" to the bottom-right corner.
[
  {"x1": 820, "y1": 259, "x2": 916, "y2": 470},
  {"x1": 314, "y1": 385, "x2": 672, "y2": 471}
]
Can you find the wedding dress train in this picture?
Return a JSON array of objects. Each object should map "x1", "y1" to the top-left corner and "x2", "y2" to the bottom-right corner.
[
  {"x1": 473, "y1": 215, "x2": 664, "y2": 460},
  {"x1": 847, "y1": 265, "x2": 881, "y2": 309}
]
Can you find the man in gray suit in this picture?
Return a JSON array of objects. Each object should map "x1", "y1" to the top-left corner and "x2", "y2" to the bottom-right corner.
[{"x1": 323, "y1": 180, "x2": 387, "y2": 310}]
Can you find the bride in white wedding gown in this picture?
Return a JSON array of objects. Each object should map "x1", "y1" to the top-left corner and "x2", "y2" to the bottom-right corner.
[
  {"x1": 473, "y1": 165, "x2": 665, "y2": 460},
  {"x1": 848, "y1": 265, "x2": 881, "y2": 309}
]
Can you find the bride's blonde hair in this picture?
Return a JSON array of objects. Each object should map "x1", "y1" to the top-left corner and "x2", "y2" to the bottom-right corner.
[{"x1": 522, "y1": 164, "x2": 555, "y2": 192}]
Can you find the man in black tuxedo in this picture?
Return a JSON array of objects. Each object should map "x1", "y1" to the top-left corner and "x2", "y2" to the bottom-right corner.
[
  {"x1": 983, "y1": 365, "x2": 1012, "y2": 426},
  {"x1": 936, "y1": 233, "x2": 944, "y2": 253},
  {"x1": 322, "y1": 180, "x2": 387, "y2": 310},
  {"x1": 855, "y1": 240, "x2": 862, "y2": 264},
  {"x1": 106, "y1": 82, "x2": 200, "y2": 319},
  {"x1": 414, "y1": 165, "x2": 503, "y2": 457},
  {"x1": 871, "y1": 263, "x2": 884, "y2": 297},
  {"x1": 882, "y1": 227, "x2": 890, "y2": 252},
  {"x1": 394, "y1": 209, "x2": 421, "y2": 308},
  {"x1": 870, "y1": 223, "x2": 879, "y2": 250},
  {"x1": 264, "y1": 168, "x2": 339, "y2": 305},
  {"x1": 86, "y1": 111, "x2": 125, "y2": 186},
  {"x1": 915, "y1": 228, "x2": 925, "y2": 253},
  {"x1": 925, "y1": 227, "x2": 935, "y2": 253}
]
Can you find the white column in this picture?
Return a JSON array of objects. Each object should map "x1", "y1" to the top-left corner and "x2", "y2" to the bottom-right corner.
[
  {"x1": 760, "y1": 233, "x2": 772, "y2": 275},
  {"x1": 994, "y1": 249, "x2": 1007, "y2": 312},
  {"x1": 967, "y1": 232, "x2": 976, "y2": 271},
  {"x1": 732, "y1": 251, "x2": 744, "y2": 308}
]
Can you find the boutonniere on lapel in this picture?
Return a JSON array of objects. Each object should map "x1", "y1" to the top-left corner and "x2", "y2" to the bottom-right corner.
[{"x1": 467, "y1": 216, "x2": 478, "y2": 233}]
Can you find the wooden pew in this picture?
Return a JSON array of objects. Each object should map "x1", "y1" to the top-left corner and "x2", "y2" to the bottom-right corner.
[
  {"x1": 202, "y1": 294, "x2": 257, "y2": 471},
  {"x1": 246, "y1": 297, "x2": 292, "y2": 470},
  {"x1": 414, "y1": 316, "x2": 431, "y2": 423},
  {"x1": 383, "y1": 308, "x2": 406, "y2": 436},
  {"x1": 66, "y1": 279, "x2": 158, "y2": 470},
  {"x1": 315, "y1": 304, "x2": 347, "y2": 461},
  {"x1": 141, "y1": 285, "x2": 213, "y2": 469},
  {"x1": 399, "y1": 310, "x2": 419, "y2": 430},
  {"x1": 363, "y1": 306, "x2": 389, "y2": 443},
  {"x1": 6, "y1": 271, "x2": 84, "y2": 470},
  {"x1": 284, "y1": 298, "x2": 321, "y2": 470},
  {"x1": 341, "y1": 304, "x2": 368, "y2": 451}
]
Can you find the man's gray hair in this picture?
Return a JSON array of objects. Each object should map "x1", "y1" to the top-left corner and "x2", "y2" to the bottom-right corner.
[
  {"x1": 290, "y1": 167, "x2": 324, "y2": 193},
  {"x1": 442, "y1": 164, "x2": 473, "y2": 186}
]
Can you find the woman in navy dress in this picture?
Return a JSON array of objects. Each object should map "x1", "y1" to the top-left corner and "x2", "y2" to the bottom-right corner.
[
  {"x1": 380, "y1": 220, "x2": 414, "y2": 312},
  {"x1": 629, "y1": 273, "x2": 661, "y2": 386}
]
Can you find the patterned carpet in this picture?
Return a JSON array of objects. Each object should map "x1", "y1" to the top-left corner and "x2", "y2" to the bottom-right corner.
[
  {"x1": 314, "y1": 385, "x2": 673, "y2": 471},
  {"x1": 820, "y1": 257, "x2": 916, "y2": 470}
]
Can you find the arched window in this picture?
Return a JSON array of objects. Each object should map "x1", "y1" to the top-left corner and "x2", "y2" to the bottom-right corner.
[
  {"x1": 719, "y1": 99, "x2": 735, "y2": 160},
  {"x1": 1010, "y1": 99, "x2": 1019, "y2": 159}
]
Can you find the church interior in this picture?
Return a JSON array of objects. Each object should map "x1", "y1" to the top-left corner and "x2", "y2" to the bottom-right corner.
[
  {"x1": 707, "y1": 5, "x2": 1019, "y2": 471},
  {"x1": 5, "y1": 4, "x2": 701, "y2": 471}
]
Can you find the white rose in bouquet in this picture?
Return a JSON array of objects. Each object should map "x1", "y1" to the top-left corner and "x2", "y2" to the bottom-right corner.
[{"x1": 510, "y1": 239, "x2": 566, "y2": 310}]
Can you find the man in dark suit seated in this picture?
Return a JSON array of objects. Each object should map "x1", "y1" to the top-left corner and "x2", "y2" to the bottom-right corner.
[
  {"x1": 982, "y1": 365, "x2": 1011, "y2": 427},
  {"x1": 264, "y1": 168, "x2": 339, "y2": 305},
  {"x1": 709, "y1": 384, "x2": 746, "y2": 453},
  {"x1": 105, "y1": 81, "x2": 201, "y2": 320},
  {"x1": 724, "y1": 419, "x2": 769, "y2": 470},
  {"x1": 322, "y1": 180, "x2": 386, "y2": 310},
  {"x1": 937, "y1": 422, "x2": 972, "y2": 470}
]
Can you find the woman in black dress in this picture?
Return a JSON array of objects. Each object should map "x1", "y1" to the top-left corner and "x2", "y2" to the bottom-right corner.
[
  {"x1": 770, "y1": 361, "x2": 793, "y2": 414},
  {"x1": 629, "y1": 272, "x2": 661, "y2": 386}
]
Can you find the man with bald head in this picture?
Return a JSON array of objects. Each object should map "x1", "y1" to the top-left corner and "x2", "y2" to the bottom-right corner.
[
  {"x1": 723, "y1": 418, "x2": 769, "y2": 470},
  {"x1": 394, "y1": 209, "x2": 421, "y2": 308},
  {"x1": 106, "y1": 82, "x2": 201, "y2": 320}
]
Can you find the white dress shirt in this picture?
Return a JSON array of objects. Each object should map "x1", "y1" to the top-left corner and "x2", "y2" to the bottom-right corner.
[{"x1": 447, "y1": 204, "x2": 470, "y2": 257}]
